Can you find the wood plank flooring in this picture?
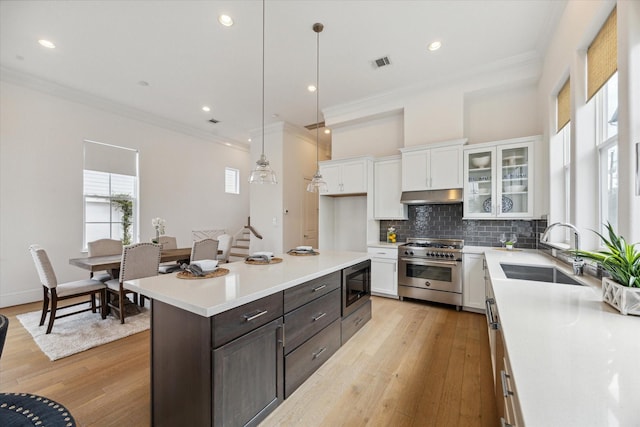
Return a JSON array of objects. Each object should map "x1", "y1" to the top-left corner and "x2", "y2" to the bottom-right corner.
[{"x1": 0, "y1": 296, "x2": 497, "y2": 427}]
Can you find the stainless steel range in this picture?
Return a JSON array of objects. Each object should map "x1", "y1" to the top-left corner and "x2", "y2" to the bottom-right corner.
[{"x1": 398, "y1": 238, "x2": 463, "y2": 309}]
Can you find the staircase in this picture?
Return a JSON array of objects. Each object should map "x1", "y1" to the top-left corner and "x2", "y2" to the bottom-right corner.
[{"x1": 228, "y1": 228, "x2": 251, "y2": 262}]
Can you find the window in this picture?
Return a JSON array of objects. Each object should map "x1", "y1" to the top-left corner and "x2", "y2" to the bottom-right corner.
[
  {"x1": 225, "y1": 167, "x2": 240, "y2": 194},
  {"x1": 561, "y1": 125, "x2": 571, "y2": 233},
  {"x1": 83, "y1": 141, "x2": 138, "y2": 248},
  {"x1": 595, "y1": 73, "x2": 618, "y2": 235}
]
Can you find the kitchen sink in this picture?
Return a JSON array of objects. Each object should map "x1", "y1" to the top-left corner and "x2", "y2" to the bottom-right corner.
[{"x1": 500, "y1": 263, "x2": 584, "y2": 286}]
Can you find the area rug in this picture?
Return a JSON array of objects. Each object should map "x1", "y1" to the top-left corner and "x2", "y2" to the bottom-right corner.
[{"x1": 17, "y1": 303, "x2": 150, "y2": 361}]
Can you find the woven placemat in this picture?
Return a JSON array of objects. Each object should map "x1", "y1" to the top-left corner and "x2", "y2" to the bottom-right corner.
[
  {"x1": 244, "y1": 257, "x2": 283, "y2": 265},
  {"x1": 287, "y1": 250, "x2": 320, "y2": 256},
  {"x1": 177, "y1": 268, "x2": 229, "y2": 279}
]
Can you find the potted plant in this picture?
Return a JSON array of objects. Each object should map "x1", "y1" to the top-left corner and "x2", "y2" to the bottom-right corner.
[{"x1": 573, "y1": 223, "x2": 640, "y2": 315}]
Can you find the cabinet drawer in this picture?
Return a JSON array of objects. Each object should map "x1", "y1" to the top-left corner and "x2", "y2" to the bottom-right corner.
[
  {"x1": 284, "y1": 319, "x2": 341, "y2": 398},
  {"x1": 284, "y1": 288, "x2": 340, "y2": 354},
  {"x1": 341, "y1": 299, "x2": 371, "y2": 345},
  {"x1": 213, "y1": 292, "x2": 283, "y2": 348},
  {"x1": 284, "y1": 271, "x2": 341, "y2": 313},
  {"x1": 367, "y1": 247, "x2": 398, "y2": 259}
]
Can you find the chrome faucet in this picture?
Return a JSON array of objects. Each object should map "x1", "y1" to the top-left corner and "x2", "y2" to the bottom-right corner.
[{"x1": 540, "y1": 222, "x2": 584, "y2": 276}]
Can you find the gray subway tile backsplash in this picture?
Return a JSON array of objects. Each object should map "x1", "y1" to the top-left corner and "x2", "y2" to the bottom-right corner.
[{"x1": 380, "y1": 204, "x2": 547, "y2": 249}]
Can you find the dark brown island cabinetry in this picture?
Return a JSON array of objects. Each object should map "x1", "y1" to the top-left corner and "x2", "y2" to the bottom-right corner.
[{"x1": 149, "y1": 262, "x2": 371, "y2": 427}]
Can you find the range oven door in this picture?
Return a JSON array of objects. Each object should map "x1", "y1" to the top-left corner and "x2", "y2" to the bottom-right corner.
[
  {"x1": 342, "y1": 260, "x2": 371, "y2": 317},
  {"x1": 398, "y1": 257, "x2": 462, "y2": 293}
]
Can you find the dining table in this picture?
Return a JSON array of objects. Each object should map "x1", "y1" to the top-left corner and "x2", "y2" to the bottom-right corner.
[{"x1": 69, "y1": 247, "x2": 195, "y2": 278}]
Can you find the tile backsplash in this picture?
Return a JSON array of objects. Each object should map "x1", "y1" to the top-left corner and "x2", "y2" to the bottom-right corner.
[{"x1": 379, "y1": 204, "x2": 547, "y2": 249}]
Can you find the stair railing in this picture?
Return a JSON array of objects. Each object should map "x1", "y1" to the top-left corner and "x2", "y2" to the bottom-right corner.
[{"x1": 244, "y1": 217, "x2": 263, "y2": 240}]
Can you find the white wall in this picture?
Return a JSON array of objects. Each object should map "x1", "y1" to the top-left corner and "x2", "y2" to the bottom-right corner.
[
  {"x1": 331, "y1": 110, "x2": 404, "y2": 159},
  {"x1": 0, "y1": 80, "x2": 250, "y2": 307},
  {"x1": 537, "y1": 0, "x2": 639, "y2": 245}
]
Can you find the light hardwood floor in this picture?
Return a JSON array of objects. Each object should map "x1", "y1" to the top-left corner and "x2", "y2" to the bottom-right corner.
[{"x1": 0, "y1": 296, "x2": 497, "y2": 426}]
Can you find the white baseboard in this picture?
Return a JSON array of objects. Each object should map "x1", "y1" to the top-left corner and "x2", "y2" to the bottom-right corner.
[{"x1": 0, "y1": 289, "x2": 41, "y2": 308}]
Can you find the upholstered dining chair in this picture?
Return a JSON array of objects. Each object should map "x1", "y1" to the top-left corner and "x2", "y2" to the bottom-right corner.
[
  {"x1": 157, "y1": 236, "x2": 181, "y2": 274},
  {"x1": 87, "y1": 238, "x2": 123, "y2": 282},
  {"x1": 0, "y1": 314, "x2": 8, "y2": 359},
  {"x1": 29, "y1": 245, "x2": 107, "y2": 334},
  {"x1": 191, "y1": 238, "x2": 219, "y2": 262},
  {"x1": 216, "y1": 234, "x2": 232, "y2": 263},
  {"x1": 105, "y1": 243, "x2": 160, "y2": 324}
]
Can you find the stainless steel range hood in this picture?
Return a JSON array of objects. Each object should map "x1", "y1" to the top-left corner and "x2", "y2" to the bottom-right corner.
[{"x1": 400, "y1": 189, "x2": 463, "y2": 204}]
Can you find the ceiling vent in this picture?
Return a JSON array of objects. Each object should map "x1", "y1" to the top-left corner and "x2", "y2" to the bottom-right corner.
[
  {"x1": 373, "y1": 56, "x2": 391, "y2": 68},
  {"x1": 208, "y1": 118, "x2": 220, "y2": 124}
]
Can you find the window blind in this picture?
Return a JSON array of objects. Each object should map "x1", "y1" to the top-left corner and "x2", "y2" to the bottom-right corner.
[
  {"x1": 587, "y1": 7, "x2": 617, "y2": 101},
  {"x1": 557, "y1": 78, "x2": 570, "y2": 133},
  {"x1": 84, "y1": 140, "x2": 138, "y2": 176}
]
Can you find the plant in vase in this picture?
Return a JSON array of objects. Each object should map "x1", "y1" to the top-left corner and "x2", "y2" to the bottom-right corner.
[
  {"x1": 572, "y1": 222, "x2": 640, "y2": 315},
  {"x1": 151, "y1": 217, "x2": 166, "y2": 244}
]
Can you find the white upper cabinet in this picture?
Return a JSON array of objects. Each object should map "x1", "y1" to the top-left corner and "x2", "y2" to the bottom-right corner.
[
  {"x1": 400, "y1": 139, "x2": 465, "y2": 191},
  {"x1": 373, "y1": 156, "x2": 407, "y2": 220},
  {"x1": 319, "y1": 157, "x2": 372, "y2": 195},
  {"x1": 463, "y1": 136, "x2": 539, "y2": 219}
]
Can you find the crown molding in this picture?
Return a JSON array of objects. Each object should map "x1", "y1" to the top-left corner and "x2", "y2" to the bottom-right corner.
[
  {"x1": 0, "y1": 65, "x2": 249, "y2": 152},
  {"x1": 324, "y1": 50, "x2": 542, "y2": 127}
]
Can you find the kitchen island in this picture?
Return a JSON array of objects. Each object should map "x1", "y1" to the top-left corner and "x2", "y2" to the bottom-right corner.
[
  {"x1": 124, "y1": 251, "x2": 371, "y2": 427},
  {"x1": 483, "y1": 249, "x2": 640, "y2": 427}
]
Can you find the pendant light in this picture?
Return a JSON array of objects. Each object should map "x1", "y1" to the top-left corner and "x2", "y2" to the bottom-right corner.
[
  {"x1": 249, "y1": 0, "x2": 277, "y2": 185},
  {"x1": 306, "y1": 23, "x2": 328, "y2": 193}
]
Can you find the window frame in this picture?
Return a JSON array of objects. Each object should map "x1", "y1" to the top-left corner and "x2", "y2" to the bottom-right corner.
[{"x1": 225, "y1": 167, "x2": 240, "y2": 194}]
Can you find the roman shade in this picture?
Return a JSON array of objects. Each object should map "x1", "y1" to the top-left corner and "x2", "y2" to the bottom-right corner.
[
  {"x1": 84, "y1": 140, "x2": 138, "y2": 176},
  {"x1": 587, "y1": 7, "x2": 617, "y2": 101},
  {"x1": 557, "y1": 78, "x2": 570, "y2": 132}
]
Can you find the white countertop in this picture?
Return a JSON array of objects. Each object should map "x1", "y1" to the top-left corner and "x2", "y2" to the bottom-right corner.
[
  {"x1": 483, "y1": 249, "x2": 640, "y2": 427},
  {"x1": 124, "y1": 251, "x2": 370, "y2": 317}
]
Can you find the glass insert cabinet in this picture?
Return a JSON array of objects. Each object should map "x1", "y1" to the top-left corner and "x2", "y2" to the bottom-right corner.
[{"x1": 463, "y1": 139, "x2": 535, "y2": 219}]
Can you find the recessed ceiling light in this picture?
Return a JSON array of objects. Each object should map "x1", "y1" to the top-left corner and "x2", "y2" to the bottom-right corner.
[
  {"x1": 225, "y1": 143, "x2": 232, "y2": 147},
  {"x1": 202, "y1": 106, "x2": 211, "y2": 112},
  {"x1": 218, "y1": 14, "x2": 233, "y2": 27},
  {"x1": 308, "y1": 85, "x2": 317, "y2": 92},
  {"x1": 248, "y1": 138, "x2": 252, "y2": 142},
  {"x1": 428, "y1": 41, "x2": 442, "y2": 51},
  {"x1": 38, "y1": 39, "x2": 56, "y2": 49},
  {"x1": 324, "y1": 129, "x2": 331, "y2": 134}
]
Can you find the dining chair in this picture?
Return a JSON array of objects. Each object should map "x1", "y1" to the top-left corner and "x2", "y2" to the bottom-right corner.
[
  {"x1": 87, "y1": 238, "x2": 123, "y2": 282},
  {"x1": 0, "y1": 314, "x2": 8, "y2": 359},
  {"x1": 105, "y1": 243, "x2": 160, "y2": 323},
  {"x1": 29, "y1": 245, "x2": 107, "y2": 334},
  {"x1": 216, "y1": 234, "x2": 232, "y2": 263},
  {"x1": 191, "y1": 238, "x2": 219, "y2": 262},
  {"x1": 157, "y1": 236, "x2": 181, "y2": 274}
]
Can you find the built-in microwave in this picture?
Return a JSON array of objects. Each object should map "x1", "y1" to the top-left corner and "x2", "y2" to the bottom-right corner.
[{"x1": 342, "y1": 260, "x2": 371, "y2": 317}]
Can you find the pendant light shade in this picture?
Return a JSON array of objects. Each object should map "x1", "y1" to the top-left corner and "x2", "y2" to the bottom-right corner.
[
  {"x1": 249, "y1": 0, "x2": 277, "y2": 185},
  {"x1": 307, "y1": 22, "x2": 327, "y2": 193}
]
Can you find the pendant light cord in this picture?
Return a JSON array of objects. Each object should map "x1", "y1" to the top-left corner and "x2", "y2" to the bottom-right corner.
[
  {"x1": 316, "y1": 26, "x2": 319, "y2": 169},
  {"x1": 261, "y1": 0, "x2": 265, "y2": 157}
]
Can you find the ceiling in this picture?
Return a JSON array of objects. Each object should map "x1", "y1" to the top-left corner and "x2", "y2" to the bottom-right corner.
[{"x1": 0, "y1": 1, "x2": 566, "y2": 148}]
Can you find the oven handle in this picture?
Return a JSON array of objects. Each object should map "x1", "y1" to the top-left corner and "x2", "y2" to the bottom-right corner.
[{"x1": 399, "y1": 258, "x2": 459, "y2": 267}]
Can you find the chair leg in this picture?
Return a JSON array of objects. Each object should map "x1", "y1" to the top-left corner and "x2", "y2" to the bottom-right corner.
[
  {"x1": 46, "y1": 290, "x2": 58, "y2": 334},
  {"x1": 100, "y1": 289, "x2": 107, "y2": 320},
  {"x1": 118, "y1": 291, "x2": 126, "y2": 324},
  {"x1": 90, "y1": 294, "x2": 97, "y2": 313},
  {"x1": 39, "y1": 287, "x2": 49, "y2": 326},
  {"x1": 140, "y1": 295, "x2": 146, "y2": 308}
]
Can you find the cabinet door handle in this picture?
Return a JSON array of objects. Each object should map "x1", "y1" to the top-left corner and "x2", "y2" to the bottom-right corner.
[
  {"x1": 485, "y1": 298, "x2": 499, "y2": 330},
  {"x1": 354, "y1": 316, "x2": 363, "y2": 327},
  {"x1": 312, "y1": 284, "x2": 327, "y2": 292},
  {"x1": 312, "y1": 347, "x2": 327, "y2": 359},
  {"x1": 243, "y1": 309, "x2": 268, "y2": 322},
  {"x1": 500, "y1": 370, "x2": 514, "y2": 397},
  {"x1": 312, "y1": 312, "x2": 327, "y2": 322}
]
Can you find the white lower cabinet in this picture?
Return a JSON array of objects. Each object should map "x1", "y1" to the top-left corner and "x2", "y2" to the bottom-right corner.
[
  {"x1": 368, "y1": 246, "x2": 398, "y2": 298},
  {"x1": 463, "y1": 253, "x2": 486, "y2": 312}
]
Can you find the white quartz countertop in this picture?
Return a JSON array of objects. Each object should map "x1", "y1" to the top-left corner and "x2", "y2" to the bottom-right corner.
[
  {"x1": 483, "y1": 249, "x2": 640, "y2": 427},
  {"x1": 124, "y1": 250, "x2": 370, "y2": 317}
]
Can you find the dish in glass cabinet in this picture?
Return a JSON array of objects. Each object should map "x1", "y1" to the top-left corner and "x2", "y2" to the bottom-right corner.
[{"x1": 483, "y1": 196, "x2": 513, "y2": 213}]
